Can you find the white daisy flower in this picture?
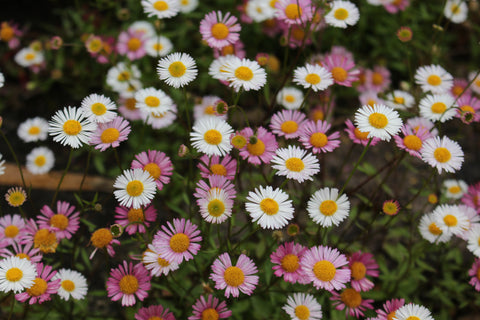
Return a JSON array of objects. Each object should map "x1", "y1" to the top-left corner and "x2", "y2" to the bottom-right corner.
[
  {"x1": 113, "y1": 168, "x2": 157, "y2": 209},
  {"x1": 198, "y1": 188, "x2": 232, "y2": 224},
  {"x1": 157, "y1": 52, "x2": 198, "y2": 88},
  {"x1": 325, "y1": 0, "x2": 360, "y2": 29},
  {"x1": 145, "y1": 35, "x2": 173, "y2": 57},
  {"x1": 0, "y1": 154, "x2": 5, "y2": 176},
  {"x1": 444, "y1": 0, "x2": 468, "y2": 24},
  {"x1": 209, "y1": 55, "x2": 232, "y2": 81},
  {"x1": 106, "y1": 62, "x2": 141, "y2": 93},
  {"x1": 418, "y1": 212, "x2": 452, "y2": 243},
  {"x1": 26, "y1": 147, "x2": 55, "y2": 175},
  {"x1": 277, "y1": 87, "x2": 304, "y2": 110},
  {"x1": 432, "y1": 204, "x2": 470, "y2": 237},
  {"x1": 385, "y1": 90, "x2": 415, "y2": 110},
  {"x1": 0, "y1": 72, "x2": 4, "y2": 88},
  {"x1": 179, "y1": 0, "x2": 198, "y2": 12},
  {"x1": 293, "y1": 63, "x2": 334, "y2": 92},
  {"x1": 193, "y1": 95, "x2": 226, "y2": 123},
  {"x1": 48, "y1": 106, "x2": 97, "y2": 149},
  {"x1": 14, "y1": 47, "x2": 44, "y2": 68},
  {"x1": 419, "y1": 94, "x2": 457, "y2": 123},
  {"x1": 421, "y1": 136, "x2": 464, "y2": 174},
  {"x1": 142, "y1": 243, "x2": 179, "y2": 276},
  {"x1": 246, "y1": 0, "x2": 276, "y2": 22},
  {"x1": 283, "y1": 292, "x2": 323, "y2": 320},
  {"x1": 129, "y1": 21, "x2": 156, "y2": 38},
  {"x1": 443, "y1": 179, "x2": 468, "y2": 199},
  {"x1": 354, "y1": 104, "x2": 402, "y2": 141},
  {"x1": 307, "y1": 187, "x2": 350, "y2": 227},
  {"x1": 414, "y1": 64, "x2": 453, "y2": 94},
  {"x1": 142, "y1": 105, "x2": 178, "y2": 130},
  {"x1": 135, "y1": 87, "x2": 174, "y2": 116},
  {"x1": 467, "y1": 224, "x2": 480, "y2": 257},
  {"x1": 245, "y1": 185, "x2": 294, "y2": 230},
  {"x1": 0, "y1": 256, "x2": 37, "y2": 293},
  {"x1": 393, "y1": 303, "x2": 434, "y2": 320},
  {"x1": 141, "y1": 0, "x2": 180, "y2": 19},
  {"x1": 17, "y1": 117, "x2": 49, "y2": 142},
  {"x1": 80, "y1": 93, "x2": 117, "y2": 123},
  {"x1": 271, "y1": 145, "x2": 320, "y2": 183},
  {"x1": 190, "y1": 117, "x2": 233, "y2": 156},
  {"x1": 53, "y1": 268, "x2": 88, "y2": 301},
  {"x1": 220, "y1": 56, "x2": 267, "y2": 92},
  {"x1": 469, "y1": 71, "x2": 480, "y2": 95}
]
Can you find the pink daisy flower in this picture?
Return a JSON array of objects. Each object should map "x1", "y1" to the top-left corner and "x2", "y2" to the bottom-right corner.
[
  {"x1": 189, "y1": 294, "x2": 232, "y2": 320},
  {"x1": 376, "y1": 298, "x2": 405, "y2": 320},
  {"x1": 114, "y1": 204, "x2": 157, "y2": 235},
  {"x1": 238, "y1": 127, "x2": 278, "y2": 165},
  {"x1": 131, "y1": 150, "x2": 173, "y2": 191},
  {"x1": 275, "y1": 0, "x2": 314, "y2": 26},
  {"x1": 89, "y1": 116, "x2": 131, "y2": 152},
  {"x1": 198, "y1": 154, "x2": 237, "y2": 180},
  {"x1": 301, "y1": 245, "x2": 351, "y2": 291},
  {"x1": 89, "y1": 227, "x2": 120, "y2": 259},
  {"x1": 135, "y1": 304, "x2": 176, "y2": 320},
  {"x1": 37, "y1": 201, "x2": 80, "y2": 240},
  {"x1": 194, "y1": 174, "x2": 236, "y2": 199},
  {"x1": 210, "y1": 252, "x2": 259, "y2": 298},
  {"x1": 213, "y1": 40, "x2": 246, "y2": 59},
  {"x1": 406, "y1": 116, "x2": 438, "y2": 136},
  {"x1": 344, "y1": 119, "x2": 381, "y2": 147},
  {"x1": 0, "y1": 214, "x2": 27, "y2": 246},
  {"x1": 383, "y1": 0, "x2": 410, "y2": 14},
  {"x1": 270, "y1": 109, "x2": 307, "y2": 139},
  {"x1": 15, "y1": 263, "x2": 61, "y2": 304},
  {"x1": 106, "y1": 260, "x2": 151, "y2": 307},
  {"x1": 393, "y1": 124, "x2": 431, "y2": 159},
  {"x1": 348, "y1": 251, "x2": 379, "y2": 292},
  {"x1": 359, "y1": 90, "x2": 385, "y2": 108},
  {"x1": 21, "y1": 219, "x2": 58, "y2": 254},
  {"x1": 330, "y1": 287, "x2": 374, "y2": 318},
  {"x1": 299, "y1": 120, "x2": 341, "y2": 154},
  {"x1": 270, "y1": 241, "x2": 308, "y2": 284},
  {"x1": 118, "y1": 96, "x2": 142, "y2": 121},
  {"x1": 152, "y1": 218, "x2": 202, "y2": 264},
  {"x1": 456, "y1": 94, "x2": 480, "y2": 122},
  {"x1": 200, "y1": 11, "x2": 241, "y2": 49},
  {"x1": 1, "y1": 21, "x2": 23, "y2": 49},
  {"x1": 450, "y1": 78, "x2": 470, "y2": 97},
  {"x1": 142, "y1": 243, "x2": 179, "y2": 277},
  {"x1": 359, "y1": 66, "x2": 391, "y2": 93},
  {"x1": 323, "y1": 52, "x2": 360, "y2": 87},
  {"x1": 116, "y1": 28, "x2": 147, "y2": 61},
  {"x1": 462, "y1": 182, "x2": 480, "y2": 213},
  {"x1": 0, "y1": 241, "x2": 43, "y2": 263},
  {"x1": 469, "y1": 258, "x2": 480, "y2": 291}
]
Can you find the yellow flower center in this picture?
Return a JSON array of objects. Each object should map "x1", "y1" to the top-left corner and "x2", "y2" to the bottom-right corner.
[
  {"x1": 305, "y1": 73, "x2": 321, "y2": 85},
  {"x1": 4, "y1": 225, "x2": 19, "y2": 238},
  {"x1": 61, "y1": 279, "x2": 75, "y2": 292},
  {"x1": 394, "y1": 96, "x2": 405, "y2": 104},
  {"x1": 372, "y1": 72, "x2": 383, "y2": 85},
  {"x1": 406, "y1": 317, "x2": 420, "y2": 320},
  {"x1": 285, "y1": 157, "x2": 304, "y2": 172},
  {"x1": 87, "y1": 38, "x2": 102, "y2": 53},
  {"x1": 126, "y1": 180, "x2": 144, "y2": 197},
  {"x1": 128, "y1": 208, "x2": 145, "y2": 223},
  {"x1": 247, "y1": 139, "x2": 265, "y2": 156},
  {"x1": 63, "y1": 120, "x2": 82, "y2": 135},
  {"x1": 91, "y1": 102, "x2": 107, "y2": 116},
  {"x1": 319, "y1": 200, "x2": 337, "y2": 216},
  {"x1": 204, "y1": 105, "x2": 216, "y2": 115},
  {"x1": 331, "y1": 66, "x2": 348, "y2": 82},
  {"x1": 231, "y1": 135, "x2": 247, "y2": 149},
  {"x1": 34, "y1": 228, "x2": 58, "y2": 253},
  {"x1": 427, "y1": 75, "x2": 442, "y2": 86},
  {"x1": 91, "y1": 228, "x2": 113, "y2": 248},
  {"x1": 127, "y1": 38, "x2": 141, "y2": 51},
  {"x1": 443, "y1": 214, "x2": 458, "y2": 227},
  {"x1": 354, "y1": 128, "x2": 370, "y2": 140},
  {"x1": 169, "y1": 233, "x2": 190, "y2": 253},
  {"x1": 291, "y1": 27, "x2": 305, "y2": 41},
  {"x1": 144, "y1": 162, "x2": 162, "y2": 180},
  {"x1": 340, "y1": 288, "x2": 362, "y2": 308},
  {"x1": 28, "y1": 126, "x2": 41, "y2": 135},
  {"x1": 6, "y1": 267, "x2": 23, "y2": 282},
  {"x1": 207, "y1": 199, "x2": 225, "y2": 217},
  {"x1": 334, "y1": 8, "x2": 349, "y2": 20},
  {"x1": 211, "y1": 23, "x2": 229, "y2": 40},
  {"x1": 25, "y1": 53, "x2": 36, "y2": 61},
  {"x1": 119, "y1": 275, "x2": 139, "y2": 294},
  {"x1": 34, "y1": 155, "x2": 46, "y2": 167},
  {"x1": 210, "y1": 164, "x2": 227, "y2": 176},
  {"x1": 7, "y1": 191, "x2": 26, "y2": 207},
  {"x1": 285, "y1": 4, "x2": 302, "y2": 20},
  {"x1": 235, "y1": 66, "x2": 254, "y2": 81},
  {"x1": 428, "y1": 194, "x2": 438, "y2": 204},
  {"x1": 260, "y1": 198, "x2": 279, "y2": 215},
  {"x1": 403, "y1": 135, "x2": 422, "y2": 151},
  {"x1": 312, "y1": 110, "x2": 324, "y2": 121},
  {"x1": 383, "y1": 202, "x2": 398, "y2": 215},
  {"x1": 145, "y1": 96, "x2": 160, "y2": 107},
  {"x1": 158, "y1": 257, "x2": 170, "y2": 267},
  {"x1": 433, "y1": 147, "x2": 451, "y2": 163},
  {"x1": 100, "y1": 128, "x2": 120, "y2": 144},
  {"x1": 204, "y1": 129, "x2": 222, "y2": 145},
  {"x1": 153, "y1": 1, "x2": 168, "y2": 11},
  {"x1": 148, "y1": 317, "x2": 162, "y2": 320},
  {"x1": 201, "y1": 308, "x2": 219, "y2": 320},
  {"x1": 50, "y1": 214, "x2": 69, "y2": 230},
  {"x1": 294, "y1": 305, "x2": 310, "y2": 320},
  {"x1": 281, "y1": 120, "x2": 298, "y2": 134},
  {"x1": 284, "y1": 94, "x2": 295, "y2": 103},
  {"x1": 223, "y1": 266, "x2": 245, "y2": 287},
  {"x1": 153, "y1": 43, "x2": 164, "y2": 51},
  {"x1": 310, "y1": 132, "x2": 328, "y2": 148},
  {"x1": 461, "y1": 105, "x2": 475, "y2": 114},
  {"x1": 368, "y1": 112, "x2": 388, "y2": 129},
  {"x1": 0, "y1": 26, "x2": 14, "y2": 41},
  {"x1": 27, "y1": 278, "x2": 48, "y2": 296},
  {"x1": 350, "y1": 261, "x2": 366, "y2": 280},
  {"x1": 280, "y1": 254, "x2": 299, "y2": 272},
  {"x1": 168, "y1": 61, "x2": 187, "y2": 77},
  {"x1": 448, "y1": 186, "x2": 462, "y2": 194},
  {"x1": 16, "y1": 253, "x2": 30, "y2": 260},
  {"x1": 431, "y1": 102, "x2": 446, "y2": 114},
  {"x1": 387, "y1": 311, "x2": 396, "y2": 320},
  {"x1": 313, "y1": 260, "x2": 336, "y2": 281},
  {"x1": 221, "y1": 44, "x2": 234, "y2": 56},
  {"x1": 117, "y1": 71, "x2": 131, "y2": 81},
  {"x1": 125, "y1": 98, "x2": 137, "y2": 110},
  {"x1": 428, "y1": 222, "x2": 442, "y2": 235}
]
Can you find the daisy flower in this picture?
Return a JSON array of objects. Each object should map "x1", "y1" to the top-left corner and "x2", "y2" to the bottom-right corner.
[
  {"x1": 106, "y1": 261, "x2": 151, "y2": 307},
  {"x1": 15, "y1": 263, "x2": 60, "y2": 304},
  {"x1": 359, "y1": 90, "x2": 385, "y2": 108},
  {"x1": 301, "y1": 245, "x2": 351, "y2": 291},
  {"x1": 307, "y1": 187, "x2": 350, "y2": 227},
  {"x1": 283, "y1": 293, "x2": 323, "y2": 320},
  {"x1": 17, "y1": 117, "x2": 49, "y2": 142},
  {"x1": 26, "y1": 147, "x2": 55, "y2": 175},
  {"x1": 220, "y1": 56, "x2": 267, "y2": 91},
  {"x1": 141, "y1": 0, "x2": 180, "y2": 19},
  {"x1": 194, "y1": 174, "x2": 236, "y2": 199},
  {"x1": 114, "y1": 205, "x2": 157, "y2": 235},
  {"x1": 116, "y1": 29, "x2": 147, "y2": 61},
  {"x1": 113, "y1": 168, "x2": 157, "y2": 209},
  {"x1": 293, "y1": 63, "x2": 334, "y2": 92},
  {"x1": 142, "y1": 244, "x2": 179, "y2": 277},
  {"x1": 90, "y1": 228, "x2": 120, "y2": 259},
  {"x1": 190, "y1": 117, "x2": 233, "y2": 156},
  {"x1": 106, "y1": 62, "x2": 141, "y2": 93},
  {"x1": 277, "y1": 87, "x2": 304, "y2": 110},
  {"x1": 198, "y1": 154, "x2": 237, "y2": 181},
  {"x1": 393, "y1": 125, "x2": 431, "y2": 159},
  {"x1": 344, "y1": 119, "x2": 381, "y2": 147},
  {"x1": 89, "y1": 116, "x2": 131, "y2": 152},
  {"x1": 456, "y1": 94, "x2": 480, "y2": 122},
  {"x1": 468, "y1": 259, "x2": 480, "y2": 291},
  {"x1": 419, "y1": 94, "x2": 457, "y2": 123},
  {"x1": 131, "y1": 150, "x2": 173, "y2": 191},
  {"x1": 299, "y1": 120, "x2": 341, "y2": 154},
  {"x1": 5, "y1": 187, "x2": 27, "y2": 207},
  {"x1": 443, "y1": 179, "x2": 468, "y2": 199},
  {"x1": 354, "y1": 104, "x2": 402, "y2": 141},
  {"x1": 271, "y1": 145, "x2": 320, "y2": 183},
  {"x1": 135, "y1": 305, "x2": 176, "y2": 320},
  {"x1": 210, "y1": 252, "x2": 259, "y2": 298},
  {"x1": 142, "y1": 105, "x2": 178, "y2": 129},
  {"x1": 157, "y1": 52, "x2": 197, "y2": 88},
  {"x1": 385, "y1": 90, "x2": 415, "y2": 110},
  {"x1": 0, "y1": 256, "x2": 37, "y2": 293},
  {"x1": 118, "y1": 96, "x2": 142, "y2": 121},
  {"x1": 406, "y1": 117, "x2": 437, "y2": 137},
  {"x1": 197, "y1": 187, "x2": 234, "y2": 224},
  {"x1": 415, "y1": 64, "x2": 453, "y2": 94},
  {"x1": 323, "y1": 52, "x2": 360, "y2": 87},
  {"x1": 81, "y1": 93, "x2": 118, "y2": 123},
  {"x1": 246, "y1": 185, "x2": 294, "y2": 229},
  {"x1": 0, "y1": 242, "x2": 43, "y2": 263},
  {"x1": 467, "y1": 224, "x2": 480, "y2": 257},
  {"x1": 246, "y1": 0, "x2": 276, "y2": 22},
  {"x1": 189, "y1": 294, "x2": 232, "y2": 320},
  {"x1": 129, "y1": 21, "x2": 156, "y2": 38},
  {"x1": 37, "y1": 201, "x2": 80, "y2": 240},
  {"x1": 179, "y1": 0, "x2": 198, "y2": 12},
  {"x1": 53, "y1": 268, "x2": 88, "y2": 300},
  {"x1": 275, "y1": 0, "x2": 314, "y2": 25},
  {"x1": 238, "y1": 126, "x2": 278, "y2": 165},
  {"x1": 193, "y1": 95, "x2": 225, "y2": 122},
  {"x1": 393, "y1": 303, "x2": 434, "y2": 320},
  {"x1": 200, "y1": 11, "x2": 241, "y2": 49},
  {"x1": 270, "y1": 241, "x2": 308, "y2": 284},
  {"x1": 462, "y1": 182, "x2": 480, "y2": 212},
  {"x1": 270, "y1": 110, "x2": 307, "y2": 139},
  {"x1": 421, "y1": 136, "x2": 464, "y2": 174},
  {"x1": 145, "y1": 35, "x2": 173, "y2": 57},
  {"x1": 363, "y1": 66, "x2": 391, "y2": 93},
  {"x1": 48, "y1": 106, "x2": 97, "y2": 149},
  {"x1": 14, "y1": 47, "x2": 44, "y2": 68},
  {"x1": 348, "y1": 251, "x2": 379, "y2": 292},
  {"x1": 418, "y1": 213, "x2": 452, "y2": 243},
  {"x1": 382, "y1": 200, "x2": 400, "y2": 216},
  {"x1": 135, "y1": 87, "x2": 174, "y2": 116},
  {"x1": 444, "y1": 0, "x2": 468, "y2": 24},
  {"x1": 330, "y1": 288, "x2": 374, "y2": 318},
  {"x1": 152, "y1": 218, "x2": 202, "y2": 264},
  {"x1": 376, "y1": 298, "x2": 405, "y2": 320},
  {"x1": 325, "y1": 1, "x2": 360, "y2": 29},
  {"x1": 23, "y1": 220, "x2": 59, "y2": 254}
]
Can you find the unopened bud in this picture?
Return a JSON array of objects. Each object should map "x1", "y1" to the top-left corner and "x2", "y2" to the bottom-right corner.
[
  {"x1": 94, "y1": 203, "x2": 102, "y2": 212},
  {"x1": 49, "y1": 36, "x2": 63, "y2": 50},
  {"x1": 215, "y1": 100, "x2": 228, "y2": 115},
  {"x1": 110, "y1": 224, "x2": 123, "y2": 238},
  {"x1": 178, "y1": 144, "x2": 189, "y2": 157},
  {"x1": 286, "y1": 223, "x2": 300, "y2": 237}
]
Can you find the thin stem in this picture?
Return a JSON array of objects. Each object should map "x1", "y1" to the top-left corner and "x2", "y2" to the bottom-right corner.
[
  {"x1": 51, "y1": 148, "x2": 74, "y2": 207},
  {"x1": 338, "y1": 138, "x2": 372, "y2": 197},
  {"x1": 7, "y1": 294, "x2": 15, "y2": 320},
  {"x1": 113, "y1": 148, "x2": 122, "y2": 172},
  {"x1": 79, "y1": 147, "x2": 93, "y2": 193},
  {"x1": 0, "y1": 130, "x2": 28, "y2": 191}
]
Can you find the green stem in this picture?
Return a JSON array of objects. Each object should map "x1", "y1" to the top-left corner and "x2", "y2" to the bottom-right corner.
[
  {"x1": 51, "y1": 148, "x2": 74, "y2": 207},
  {"x1": 113, "y1": 148, "x2": 122, "y2": 172},
  {"x1": 338, "y1": 138, "x2": 372, "y2": 197},
  {"x1": 7, "y1": 294, "x2": 15, "y2": 320},
  {"x1": 0, "y1": 129, "x2": 28, "y2": 191}
]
